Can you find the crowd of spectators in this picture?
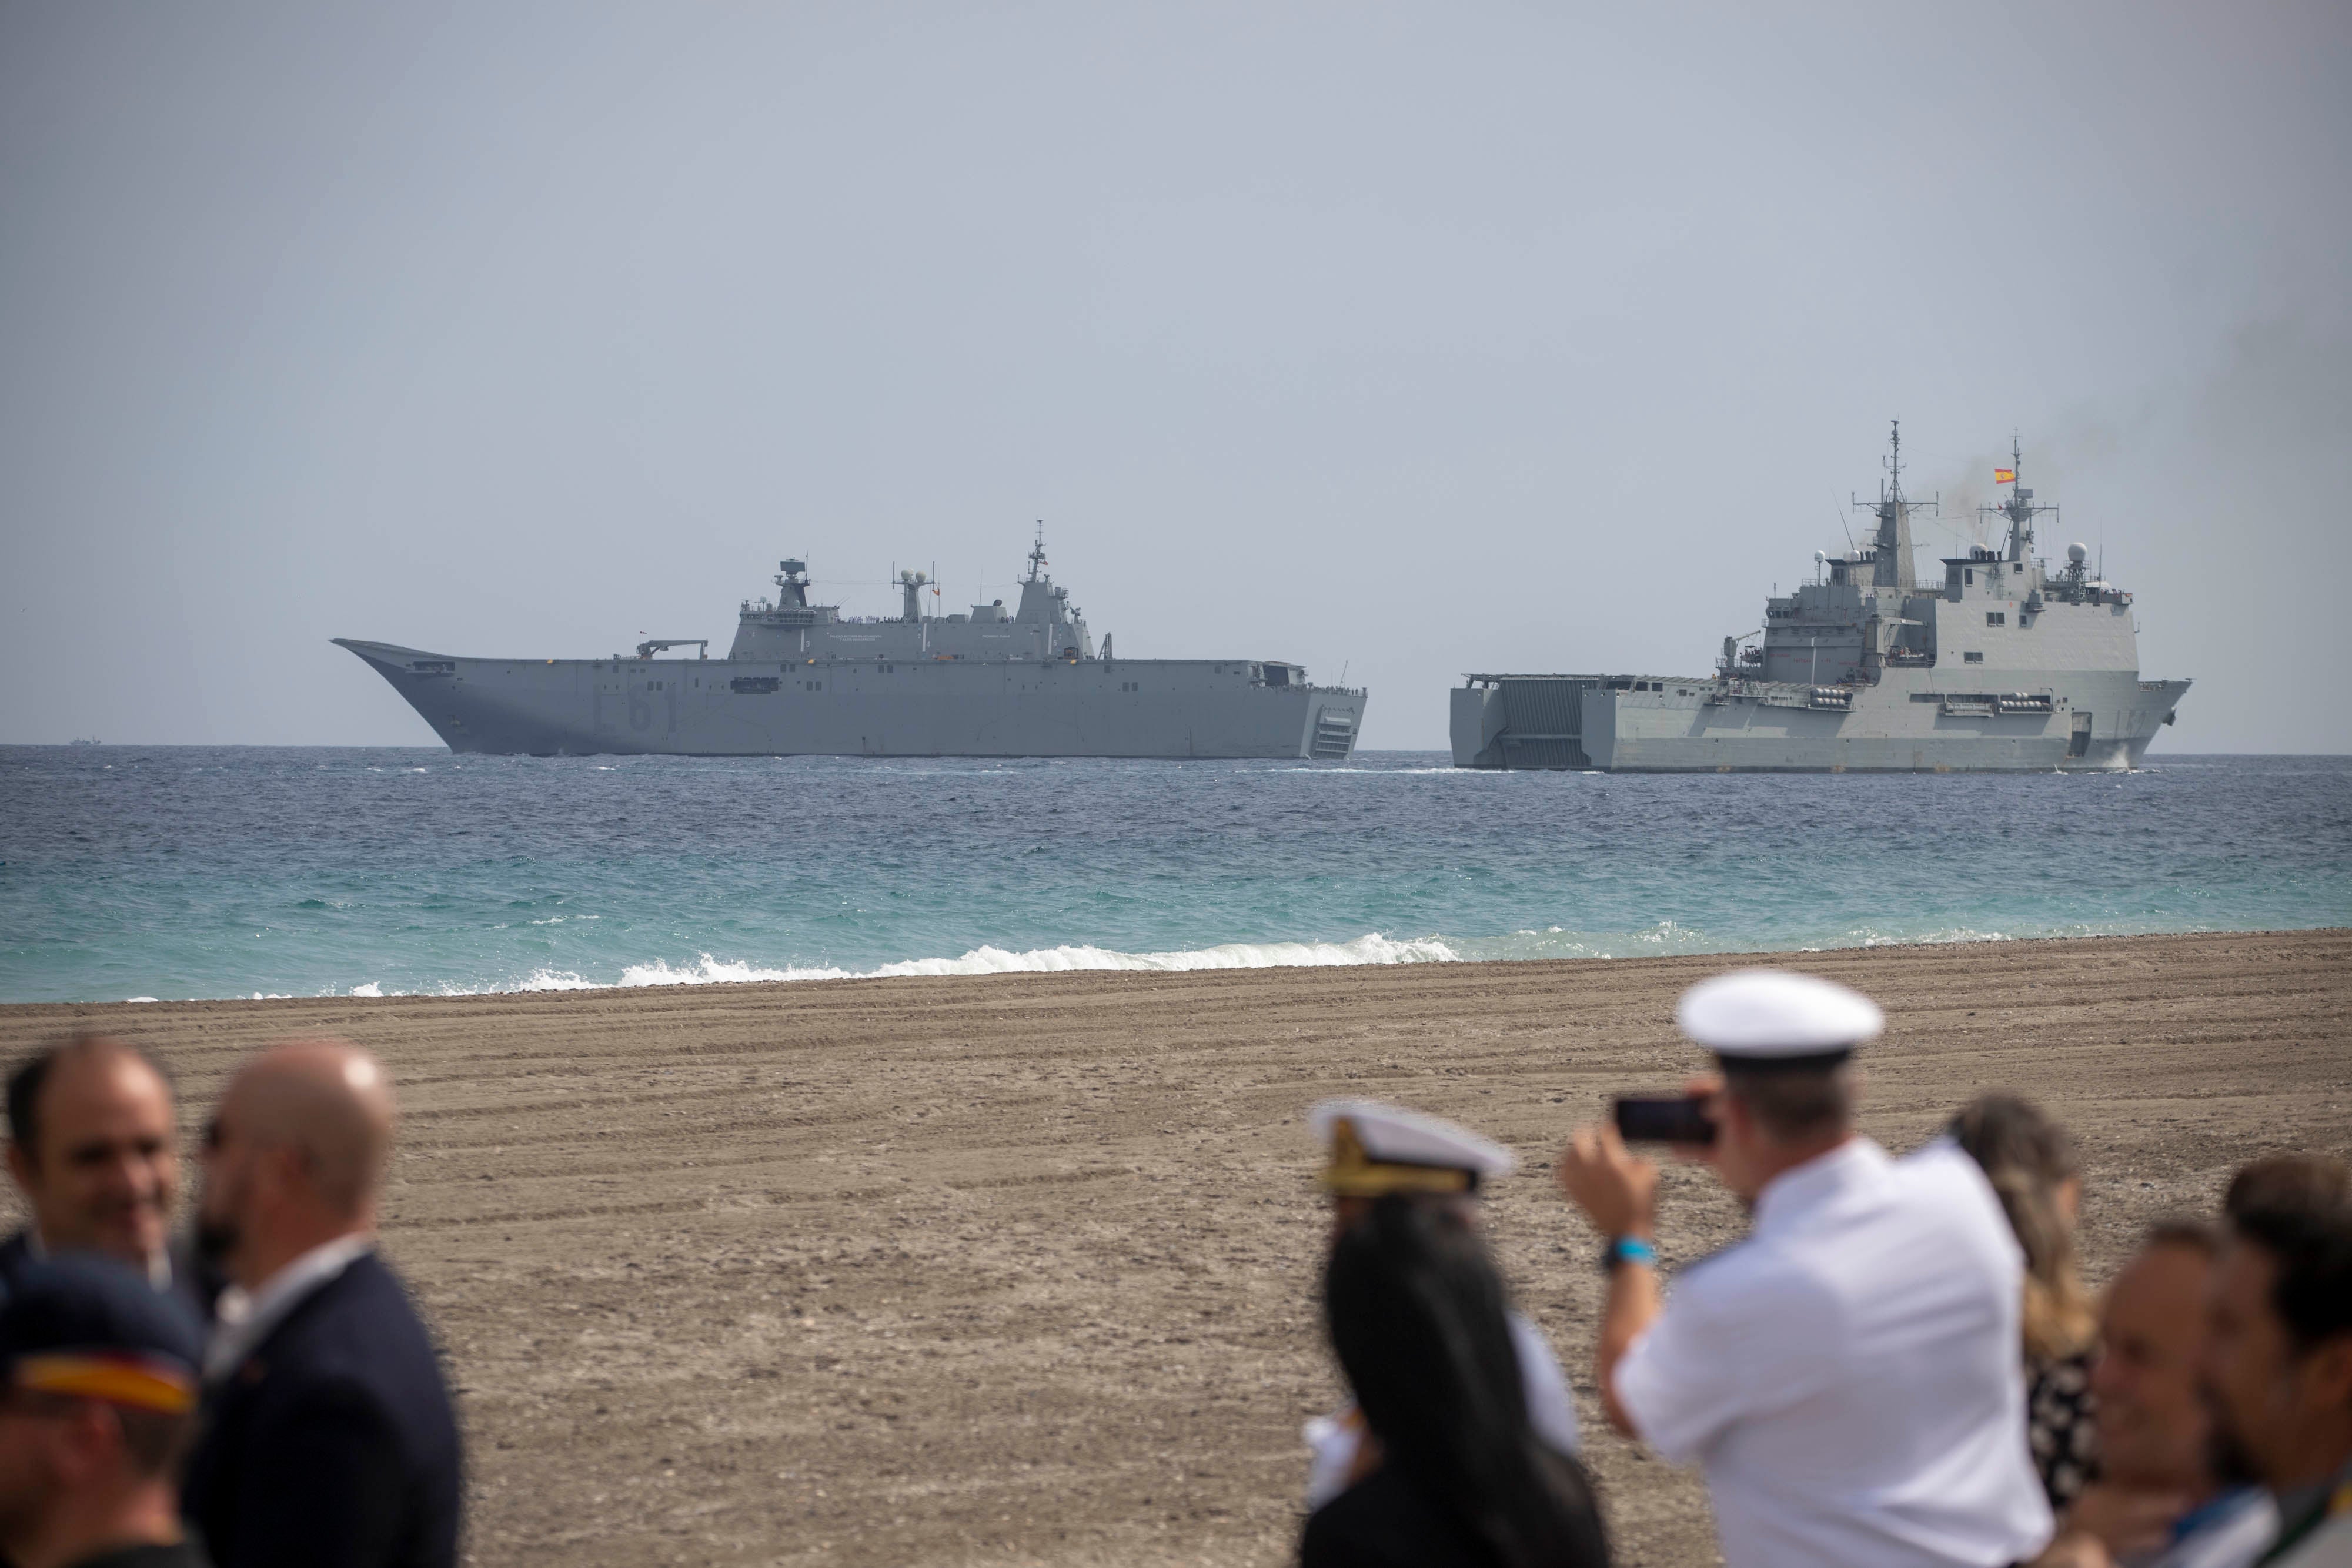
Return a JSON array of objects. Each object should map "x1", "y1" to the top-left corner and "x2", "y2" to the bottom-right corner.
[
  {"x1": 0, "y1": 969, "x2": 2346, "y2": 1568},
  {"x1": 1318, "y1": 971, "x2": 2350, "y2": 1568}
]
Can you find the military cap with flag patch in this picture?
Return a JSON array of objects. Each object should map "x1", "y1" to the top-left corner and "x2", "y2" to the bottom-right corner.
[
  {"x1": 1675, "y1": 968, "x2": 1885, "y2": 1069},
  {"x1": 1310, "y1": 1099, "x2": 1515, "y2": 1197},
  {"x1": 0, "y1": 1255, "x2": 203, "y2": 1416}
]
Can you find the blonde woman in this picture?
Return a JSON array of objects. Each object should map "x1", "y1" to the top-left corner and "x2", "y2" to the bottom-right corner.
[{"x1": 1950, "y1": 1093, "x2": 2100, "y2": 1512}]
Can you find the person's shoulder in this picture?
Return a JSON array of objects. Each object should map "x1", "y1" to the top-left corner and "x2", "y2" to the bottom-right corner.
[
  {"x1": 2270, "y1": 1506, "x2": 2352, "y2": 1568},
  {"x1": 1302, "y1": 1469, "x2": 1485, "y2": 1568},
  {"x1": 1897, "y1": 1135, "x2": 2033, "y2": 1248},
  {"x1": 2158, "y1": 1486, "x2": 2276, "y2": 1568},
  {"x1": 1673, "y1": 1231, "x2": 1833, "y2": 1315},
  {"x1": 1896, "y1": 1136, "x2": 2004, "y2": 1208},
  {"x1": 276, "y1": 1253, "x2": 435, "y2": 1357},
  {"x1": 252, "y1": 1255, "x2": 454, "y2": 1428}
]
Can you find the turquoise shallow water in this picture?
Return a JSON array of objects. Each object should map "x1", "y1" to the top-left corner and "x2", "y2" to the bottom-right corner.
[{"x1": 1, "y1": 748, "x2": 2346, "y2": 1004}]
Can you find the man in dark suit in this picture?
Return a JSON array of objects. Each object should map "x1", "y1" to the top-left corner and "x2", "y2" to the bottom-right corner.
[
  {"x1": 182, "y1": 1041, "x2": 460, "y2": 1568},
  {"x1": 2, "y1": 1036, "x2": 189, "y2": 1307}
]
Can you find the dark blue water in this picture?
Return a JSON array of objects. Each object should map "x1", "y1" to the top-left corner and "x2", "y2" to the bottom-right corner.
[{"x1": 1, "y1": 748, "x2": 2346, "y2": 1004}]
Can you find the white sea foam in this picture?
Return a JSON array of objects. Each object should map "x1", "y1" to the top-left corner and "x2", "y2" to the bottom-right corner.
[
  {"x1": 1850, "y1": 925, "x2": 2015, "y2": 947},
  {"x1": 449, "y1": 931, "x2": 1462, "y2": 996},
  {"x1": 349, "y1": 981, "x2": 384, "y2": 997}
]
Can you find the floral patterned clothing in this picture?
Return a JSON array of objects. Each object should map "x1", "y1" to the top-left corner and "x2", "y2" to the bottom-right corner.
[{"x1": 2027, "y1": 1348, "x2": 2099, "y2": 1510}]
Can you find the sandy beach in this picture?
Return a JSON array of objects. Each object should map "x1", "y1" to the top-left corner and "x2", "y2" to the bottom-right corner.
[{"x1": 4, "y1": 930, "x2": 2348, "y2": 1567}]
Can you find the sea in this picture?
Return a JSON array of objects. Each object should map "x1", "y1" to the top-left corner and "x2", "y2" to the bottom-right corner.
[{"x1": 1, "y1": 748, "x2": 2347, "y2": 1005}]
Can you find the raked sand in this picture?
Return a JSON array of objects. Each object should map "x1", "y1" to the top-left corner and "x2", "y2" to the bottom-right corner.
[{"x1": 4, "y1": 930, "x2": 2349, "y2": 1567}]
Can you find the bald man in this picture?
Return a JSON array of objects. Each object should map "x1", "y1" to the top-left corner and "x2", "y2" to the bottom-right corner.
[
  {"x1": 2, "y1": 1034, "x2": 189, "y2": 1303},
  {"x1": 182, "y1": 1041, "x2": 461, "y2": 1568}
]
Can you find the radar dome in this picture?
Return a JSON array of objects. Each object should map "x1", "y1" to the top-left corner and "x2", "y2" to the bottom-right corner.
[
  {"x1": 1813, "y1": 550, "x2": 1828, "y2": 564},
  {"x1": 2067, "y1": 542, "x2": 2089, "y2": 564}
]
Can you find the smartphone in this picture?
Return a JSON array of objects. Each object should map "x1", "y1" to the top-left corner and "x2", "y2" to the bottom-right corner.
[{"x1": 1613, "y1": 1093, "x2": 1716, "y2": 1145}]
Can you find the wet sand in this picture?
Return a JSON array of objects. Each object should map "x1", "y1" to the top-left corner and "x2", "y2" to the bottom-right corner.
[{"x1": 5, "y1": 929, "x2": 2348, "y2": 1567}]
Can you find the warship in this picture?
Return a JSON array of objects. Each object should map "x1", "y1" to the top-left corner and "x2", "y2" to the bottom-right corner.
[
  {"x1": 338, "y1": 530, "x2": 1367, "y2": 759},
  {"x1": 1452, "y1": 427, "x2": 2190, "y2": 771}
]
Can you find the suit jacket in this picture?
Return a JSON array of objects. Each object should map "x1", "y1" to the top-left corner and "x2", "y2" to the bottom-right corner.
[
  {"x1": 0, "y1": 1227, "x2": 41, "y2": 1300},
  {"x1": 0, "y1": 1226, "x2": 215, "y2": 1323},
  {"x1": 183, "y1": 1252, "x2": 462, "y2": 1568}
]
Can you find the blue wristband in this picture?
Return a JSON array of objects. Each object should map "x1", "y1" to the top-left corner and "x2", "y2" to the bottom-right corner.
[{"x1": 1602, "y1": 1235, "x2": 1658, "y2": 1273}]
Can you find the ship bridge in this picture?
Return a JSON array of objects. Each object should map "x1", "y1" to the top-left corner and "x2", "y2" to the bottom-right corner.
[{"x1": 728, "y1": 527, "x2": 1098, "y2": 665}]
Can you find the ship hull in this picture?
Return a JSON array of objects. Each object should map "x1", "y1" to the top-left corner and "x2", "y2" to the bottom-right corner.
[
  {"x1": 338, "y1": 641, "x2": 1364, "y2": 760},
  {"x1": 1451, "y1": 668, "x2": 2189, "y2": 772}
]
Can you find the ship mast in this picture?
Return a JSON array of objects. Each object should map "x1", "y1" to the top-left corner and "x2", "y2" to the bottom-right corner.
[
  {"x1": 1982, "y1": 432, "x2": 2056, "y2": 563},
  {"x1": 1025, "y1": 521, "x2": 1048, "y2": 584},
  {"x1": 1853, "y1": 419, "x2": 1935, "y2": 591},
  {"x1": 773, "y1": 559, "x2": 810, "y2": 609}
]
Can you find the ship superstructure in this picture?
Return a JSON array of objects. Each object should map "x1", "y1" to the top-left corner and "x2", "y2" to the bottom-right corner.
[
  {"x1": 1452, "y1": 427, "x2": 2189, "y2": 771},
  {"x1": 340, "y1": 529, "x2": 1366, "y2": 759}
]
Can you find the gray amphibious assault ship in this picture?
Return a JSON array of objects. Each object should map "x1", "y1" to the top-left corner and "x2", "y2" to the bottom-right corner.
[
  {"x1": 339, "y1": 530, "x2": 1367, "y2": 758},
  {"x1": 1453, "y1": 426, "x2": 2190, "y2": 771}
]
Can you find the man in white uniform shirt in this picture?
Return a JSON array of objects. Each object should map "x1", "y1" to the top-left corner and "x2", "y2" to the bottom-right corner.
[{"x1": 1556, "y1": 969, "x2": 2051, "y2": 1568}]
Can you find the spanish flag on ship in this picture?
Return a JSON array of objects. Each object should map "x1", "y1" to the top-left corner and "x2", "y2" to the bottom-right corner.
[{"x1": 1995, "y1": 467, "x2": 2017, "y2": 484}]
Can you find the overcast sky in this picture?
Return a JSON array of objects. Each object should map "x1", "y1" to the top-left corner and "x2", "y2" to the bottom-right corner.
[{"x1": 3, "y1": 2, "x2": 2346, "y2": 751}]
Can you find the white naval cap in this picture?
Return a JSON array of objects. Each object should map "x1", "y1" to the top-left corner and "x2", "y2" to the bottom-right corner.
[
  {"x1": 1675, "y1": 968, "x2": 1885, "y2": 1063},
  {"x1": 1309, "y1": 1099, "x2": 1515, "y2": 1197}
]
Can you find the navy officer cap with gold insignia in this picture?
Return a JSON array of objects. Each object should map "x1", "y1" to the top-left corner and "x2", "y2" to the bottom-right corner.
[
  {"x1": 0, "y1": 1255, "x2": 203, "y2": 1416},
  {"x1": 1311, "y1": 1099, "x2": 1515, "y2": 1198},
  {"x1": 1675, "y1": 968, "x2": 1885, "y2": 1071}
]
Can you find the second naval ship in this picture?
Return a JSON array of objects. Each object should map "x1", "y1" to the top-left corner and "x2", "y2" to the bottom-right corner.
[
  {"x1": 1453, "y1": 427, "x2": 2190, "y2": 771},
  {"x1": 340, "y1": 531, "x2": 1367, "y2": 759}
]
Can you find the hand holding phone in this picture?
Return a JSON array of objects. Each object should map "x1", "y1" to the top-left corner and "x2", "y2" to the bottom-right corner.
[{"x1": 1612, "y1": 1092, "x2": 1716, "y2": 1146}]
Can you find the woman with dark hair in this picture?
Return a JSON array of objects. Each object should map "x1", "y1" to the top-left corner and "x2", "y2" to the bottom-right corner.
[
  {"x1": 1950, "y1": 1092, "x2": 2100, "y2": 1512},
  {"x1": 1304, "y1": 1196, "x2": 1610, "y2": 1568}
]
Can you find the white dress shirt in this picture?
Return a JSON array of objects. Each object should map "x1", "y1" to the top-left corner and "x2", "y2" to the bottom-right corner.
[
  {"x1": 2270, "y1": 1502, "x2": 2352, "y2": 1568},
  {"x1": 1304, "y1": 1308, "x2": 1581, "y2": 1506},
  {"x1": 1615, "y1": 1136, "x2": 2052, "y2": 1568},
  {"x1": 205, "y1": 1233, "x2": 375, "y2": 1383},
  {"x1": 2146, "y1": 1487, "x2": 2277, "y2": 1568}
]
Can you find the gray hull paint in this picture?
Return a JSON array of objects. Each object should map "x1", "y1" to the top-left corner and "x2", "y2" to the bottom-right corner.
[
  {"x1": 1451, "y1": 668, "x2": 2189, "y2": 772},
  {"x1": 339, "y1": 640, "x2": 1365, "y2": 759},
  {"x1": 1452, "y1": 427, "x2": 2190, "y2": 773}
]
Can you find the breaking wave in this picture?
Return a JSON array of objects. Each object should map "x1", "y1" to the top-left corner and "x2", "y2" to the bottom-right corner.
[
  {"x1": 439, "y1": 932, "x2": 1462, "y2": 996},
  {"x1": 310, "y1": 922, "x2": 2174, "y2": 1002}
]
